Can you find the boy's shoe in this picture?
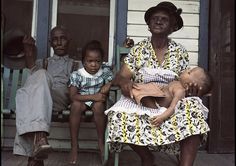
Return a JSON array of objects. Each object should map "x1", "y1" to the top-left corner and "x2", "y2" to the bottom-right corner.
[{"x1": 32, "y1": 132, "x2": 52, "y2": 160}]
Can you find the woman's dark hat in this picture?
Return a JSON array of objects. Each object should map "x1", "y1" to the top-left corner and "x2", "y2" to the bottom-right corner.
[
  {"x1": 3, "y1": 29, "x2": 26, "y2": 69},
  {"x1": 144, "y1": 1, "x2": 183, "y2": 31}
]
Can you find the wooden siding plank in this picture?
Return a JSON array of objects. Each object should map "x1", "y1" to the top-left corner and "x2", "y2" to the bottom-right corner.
[
  {"x1": 127, "y1": 25, "x2": 199, "y2": 39},
  {"x1": 128, "y1": 0, "x2": 200, "y2": 14},
  {"x1": 128, "y1": 12, "x2": 199, "y2": 26}
]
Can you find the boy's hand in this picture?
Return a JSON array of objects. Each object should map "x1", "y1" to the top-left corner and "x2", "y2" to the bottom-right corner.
[{"x1": 150, "y1": 115, "x2": 166, "y2": 127}]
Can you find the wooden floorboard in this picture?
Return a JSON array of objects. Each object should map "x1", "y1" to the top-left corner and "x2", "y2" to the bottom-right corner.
[{"x1": 1, "y1": 149, "x2": 235, "y2": 166}]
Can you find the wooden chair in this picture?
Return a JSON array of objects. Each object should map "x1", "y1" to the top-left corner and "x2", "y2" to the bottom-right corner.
[{"x1": 105, "y1": 45, "x2": 131, "y2": 166}]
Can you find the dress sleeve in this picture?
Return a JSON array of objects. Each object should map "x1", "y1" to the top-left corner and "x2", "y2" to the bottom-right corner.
[
  {"x1": 124, "y1": 45, "x2": 139, "y2": 73},
  {"x1": 67, "y1": 71, "x2": 81, "y2": 88},
  {"x1": 178, "y1": 46, "x2": 189, "y2": 72}
]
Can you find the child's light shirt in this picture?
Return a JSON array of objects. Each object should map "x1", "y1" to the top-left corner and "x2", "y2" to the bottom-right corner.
[{"x1": 68, "y1": 64, "x2": 113, "y2": 107}]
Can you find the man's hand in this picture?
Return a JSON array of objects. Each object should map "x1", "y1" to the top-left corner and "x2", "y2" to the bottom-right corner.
[{"x1": 23, "y1": 35, "x2": 37, "y2": 69}]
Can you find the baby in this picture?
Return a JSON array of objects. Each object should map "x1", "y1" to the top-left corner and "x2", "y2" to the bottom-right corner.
[{"x1": 132, "y1": 66, "x2": 213, "y2": 127}]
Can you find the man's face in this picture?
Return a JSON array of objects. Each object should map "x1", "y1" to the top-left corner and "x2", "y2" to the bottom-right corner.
[{"x1": 50, "y1": 29, "x2": 70, "y2": 56}]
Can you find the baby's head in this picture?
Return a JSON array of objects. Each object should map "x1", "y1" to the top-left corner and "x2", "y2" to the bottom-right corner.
[
  {"x1": 81, "y1": 40, "x2": 104, "y2": 75},
  {"x1": 180, "y1": 67, "x2": 213, "y2": 95}
]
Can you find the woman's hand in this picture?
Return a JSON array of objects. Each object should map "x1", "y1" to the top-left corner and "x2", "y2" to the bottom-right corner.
[
  {"x1": 112, "y1": 64, "x2": 134, "y2": 98},
  {"x1": 185, "y1": 82, "x2": 204, "y2": 97},
  {"x1": 119, "y1": 77, "x2": 134, "y2": 98}
]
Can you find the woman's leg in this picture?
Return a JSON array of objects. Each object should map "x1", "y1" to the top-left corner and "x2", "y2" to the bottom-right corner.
[
  {"x1": 92, "y1": 102, "x2": 106, "y2": 156},
  {"x1": 179, "y1": 135, "x2": 201, "y2": 166},
  {"x1": 69, "y1": 101, "x2": 87, "y2": 164},
  {"x1": 129, "y1": 144, "x2": 155, "y2": 166}
]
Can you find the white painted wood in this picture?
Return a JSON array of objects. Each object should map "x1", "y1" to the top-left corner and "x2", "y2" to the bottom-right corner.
[
  {"x1": 188, "y1": 52, "x2": 198, "y2": 65},
  {"x1": 31, "y1": 0, "x2": 38, "y2": 39},
  {"x1": 128, "y1": 0, "x2": 200, "y2": 13},
  {"x1": 108, "y1": 0, "x2": 117, "y2": 66},
  {"x1": 127, "y1": 25, "x2": 199, "y2": 39},
  {"x1": 128, "y1": 12, "x2": 199, "y2": 26}
]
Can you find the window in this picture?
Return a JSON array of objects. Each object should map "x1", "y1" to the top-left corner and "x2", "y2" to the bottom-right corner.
[{"x1": 53, "y1": 0, "x2": 112, "y2": 62}]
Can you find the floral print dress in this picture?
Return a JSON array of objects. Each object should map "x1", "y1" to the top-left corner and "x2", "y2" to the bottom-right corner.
[{"x1": 105, "y1": 38, "x2": 210, "y2": 154}]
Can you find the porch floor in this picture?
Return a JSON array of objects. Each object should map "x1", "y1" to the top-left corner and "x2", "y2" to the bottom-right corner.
[{"x1": 1, "y1": 149, "x2": 235, "y2": 166}]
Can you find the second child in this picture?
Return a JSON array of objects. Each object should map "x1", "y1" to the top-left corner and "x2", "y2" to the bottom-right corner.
[{"x1": 67, "y1": 40, "x2": 113, "y2": 164}]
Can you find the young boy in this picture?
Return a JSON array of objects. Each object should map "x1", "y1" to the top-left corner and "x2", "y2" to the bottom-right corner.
[
  {"x1": 67, "y1": 40, "x2": 113, "y2": 164},
  {"x1": 132, "y1": 66, "x2": 213, "y2": 127}
]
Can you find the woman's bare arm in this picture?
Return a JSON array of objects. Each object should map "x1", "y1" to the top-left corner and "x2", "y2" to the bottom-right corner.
[{"x1": 112, "y1": 64, "x2": 134, "y2": 98}]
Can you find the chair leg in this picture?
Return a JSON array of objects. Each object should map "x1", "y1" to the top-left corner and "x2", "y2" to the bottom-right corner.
[
  {"x1": 104, "y1": 126, "x2": 109, "y2": 163},
  {"x1": 114, "y1": 152, "x2": 119, "y2": 166}
]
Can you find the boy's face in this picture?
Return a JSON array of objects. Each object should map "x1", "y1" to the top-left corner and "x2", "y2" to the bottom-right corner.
[
  {"x1": 50, "y1": 28, "x2": 70, "y2": 56},
  {"x1": 83, "y1": 50, "x2": 102, "y2": 75},
  {"x1": 179, "y1": 67, "x2": 205, "y2": 88}
]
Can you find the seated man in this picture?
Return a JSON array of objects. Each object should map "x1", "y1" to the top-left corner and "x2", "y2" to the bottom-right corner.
[{"x1": 13, "y1": 26, "x2": 81, "y2": 166}]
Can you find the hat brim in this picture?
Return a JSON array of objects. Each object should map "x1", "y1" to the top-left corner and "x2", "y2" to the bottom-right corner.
[
  {"x1": 3, "y1": 53, "x2": 26, "y2": 70},
  {"x1": 144, "y1": 6, "x2": 183, "y2": 31},
  {"x1": 3, "y1": 29, "x2": 26, "y2": 69}
]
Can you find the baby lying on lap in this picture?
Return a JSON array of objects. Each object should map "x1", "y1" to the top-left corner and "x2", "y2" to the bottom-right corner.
[{"x1": 132, "y1": 66, "x2": 213, "y2": 127}]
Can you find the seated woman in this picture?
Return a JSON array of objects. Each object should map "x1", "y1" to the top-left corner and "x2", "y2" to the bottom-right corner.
[{"x1": 105, "y1": 2, "x2": 210, "y2": 166}]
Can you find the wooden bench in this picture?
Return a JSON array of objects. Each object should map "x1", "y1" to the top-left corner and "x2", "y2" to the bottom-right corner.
[{"x1": 1, "y1": 65, "x2": 115, "y2": 165}]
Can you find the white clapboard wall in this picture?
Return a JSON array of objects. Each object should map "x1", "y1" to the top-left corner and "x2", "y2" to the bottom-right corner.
[{"x1": 127, "y1": 0, "x2": 200, "y2": 66}]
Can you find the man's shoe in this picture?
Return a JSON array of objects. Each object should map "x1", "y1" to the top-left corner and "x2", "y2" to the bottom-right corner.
[{"x1": 32, "y1": 132, "x2": 52, "y2": 160}]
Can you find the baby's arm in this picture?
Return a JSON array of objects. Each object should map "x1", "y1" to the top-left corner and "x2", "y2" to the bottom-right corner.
[{"x1": 150, "y1": 83, "x2": 185, "y2": 127}]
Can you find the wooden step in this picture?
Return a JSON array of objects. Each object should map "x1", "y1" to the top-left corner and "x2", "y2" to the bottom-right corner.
[{"x1": 2, "y1": 119, "x2": 100, "y2": 150}]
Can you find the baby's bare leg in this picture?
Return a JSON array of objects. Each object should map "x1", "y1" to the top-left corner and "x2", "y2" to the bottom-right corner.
[
  {"x1": 92, "y1": 102, "x2": 106, "y2": 155},
  {"x1": 69, "y1": 101, "x2": 87, "y2": 164}
]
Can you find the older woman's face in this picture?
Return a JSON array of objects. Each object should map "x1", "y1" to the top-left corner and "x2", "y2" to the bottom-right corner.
[{"x1": 148, "y1": 10, "x2": 172, "y2": 36}]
